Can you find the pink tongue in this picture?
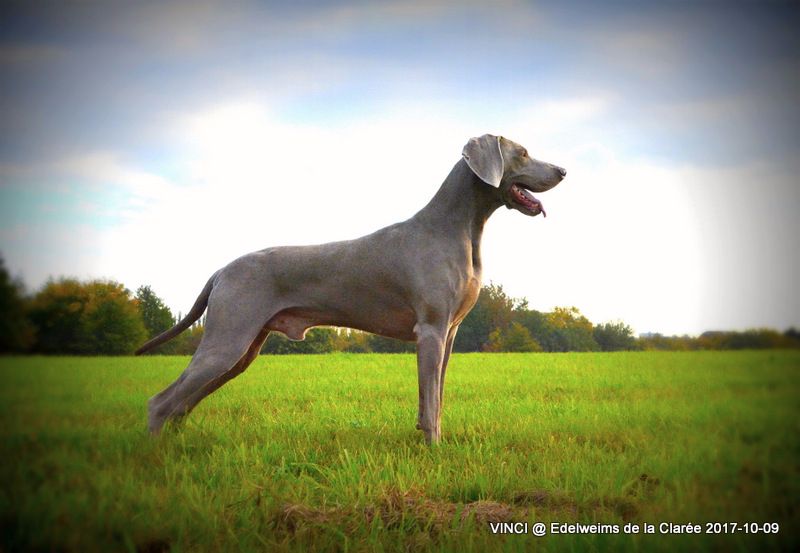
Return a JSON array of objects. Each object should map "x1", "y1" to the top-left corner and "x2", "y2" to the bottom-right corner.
[
  {"x1": 517, "y1": 186, "x2": 546, "y2": 217},
  {"x1": 532, "y1": 196, "x2": 546, "y2": 217}
]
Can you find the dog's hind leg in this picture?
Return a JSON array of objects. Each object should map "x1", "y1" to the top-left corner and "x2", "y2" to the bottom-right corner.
[
  {"x1": 176, "y1": 325, "x2": 271, "y2": 412},
  {"x1": 147, "y1": 291, "x2": 274, "y2": 434}
]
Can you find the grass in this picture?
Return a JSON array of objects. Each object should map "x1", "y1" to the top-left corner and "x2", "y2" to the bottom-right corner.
[{"x1": 1, "y1": 351, "x2": 798, "y2": 552}]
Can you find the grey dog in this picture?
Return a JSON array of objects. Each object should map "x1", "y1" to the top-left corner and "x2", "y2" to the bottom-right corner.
[{"x1": 137, "y1": 134, "x2": 566, "y2": 444}]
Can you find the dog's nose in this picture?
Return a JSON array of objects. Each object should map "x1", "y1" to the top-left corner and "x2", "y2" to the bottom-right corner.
[{"x1": 556, "y1": 166, "x2": 567, "y2": 177}]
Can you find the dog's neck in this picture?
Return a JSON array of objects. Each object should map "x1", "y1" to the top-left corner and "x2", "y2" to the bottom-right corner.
[{"x1": 412, "y1": 158, "x2": 504, "y2": 270}]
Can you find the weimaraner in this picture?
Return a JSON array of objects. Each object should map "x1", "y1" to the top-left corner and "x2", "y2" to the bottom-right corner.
[{"x1": 137, "y1": 134, "x2": 566, "y2": 443}]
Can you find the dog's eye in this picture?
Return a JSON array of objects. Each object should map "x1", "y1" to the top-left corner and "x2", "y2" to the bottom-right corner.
[{"x1": 520, "y1": 149, "x2": 528, "y2": 158}]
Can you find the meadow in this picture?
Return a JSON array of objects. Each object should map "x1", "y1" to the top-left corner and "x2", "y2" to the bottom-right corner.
[{"x1": 1, "y1": 351, "x2": 798, "y2": 552}]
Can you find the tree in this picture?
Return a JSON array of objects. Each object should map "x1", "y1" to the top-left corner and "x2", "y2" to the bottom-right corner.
[
  {"x1": 82, "y1": 281, "x2": 148, "y2": 354},
  {"x1": 638, "y1": 333, "x2": 698, "y2": 351},
  {"x1": 367, "y1": 333, "x2": 415, "y2": 353},
  {"x1": 135, "y1": 285, "x2": 174, "y2": 338},
  {"x1": 134, "y1": 285, "x2": 177, "y2": 354},
  {"x1": 455, "y1": 283, "x2": 518, "y2": 352},
  {"x1": 332, "y1": 329, "x2": 372, "y2": 352},
  {"x1": 28, "y1": 279, "x2": 147, "y2": 355},
  {"x1": 172, "y1": 324, "x2": 205, "y2": 355},
  {"x1": 785, "y1": 328, "x2": 800, "y2": 347},
  {"x1": 593, "y1": 321, "x2": 637, "y2": 351},
  {"x1": 542, "y1": 306, "x2": 599, "y2": 352},
  {"x1": 0, "y1": 255, "x2": 34, "y2": 352},
  {"x1": 697, "y1": 329, "x2": 795, "y2": 350},
  {"x1": 514, "y1": 308, "x2": 550, "y2": 349},
  {"x1": 28, "y1": 279, "x2": 91, "y2": 354},
  {"x1": 261, "y1": 327, "x2": 336, "y2": 354},
  {"x1": 486, "y1": 321, "x2": 542, "y2": 352}
]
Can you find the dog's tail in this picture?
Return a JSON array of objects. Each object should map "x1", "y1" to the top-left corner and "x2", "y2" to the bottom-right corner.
[{"x1": 134, "y1": 272, "x2": 218, "y2": 355}]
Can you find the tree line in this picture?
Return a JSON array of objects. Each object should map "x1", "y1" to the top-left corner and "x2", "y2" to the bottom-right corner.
[{"x1": 1, "y1": 256, "x2": 798, "y2": 355}]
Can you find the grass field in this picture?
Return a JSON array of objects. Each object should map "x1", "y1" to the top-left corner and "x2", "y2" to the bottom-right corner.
[{"x1": 1, "y1": 351, "x2": 798, "y2": 552}]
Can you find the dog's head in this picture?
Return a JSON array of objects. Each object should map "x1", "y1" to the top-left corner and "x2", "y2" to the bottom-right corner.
[{"x1": 462, "y1": 134, "x2": 566, "y2": 217}]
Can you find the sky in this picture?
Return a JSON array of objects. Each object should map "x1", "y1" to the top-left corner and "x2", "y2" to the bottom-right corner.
[{"x1": 0, "y1": 0, "x2": 798, "y2": 336}]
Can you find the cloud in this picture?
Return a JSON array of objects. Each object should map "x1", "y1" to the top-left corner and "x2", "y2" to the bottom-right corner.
[
  {"x1": 1, "y1": 1, "x2": 797, "y2": 334},
  {"x1": 590, "y1": 28, "x2": 689, "y2": 79},
  {"x1": 3, "y1": 0, "x2": 796, "y2": 170},
  {"x1": 7, "y1": 94, "x2": 796, "y2": 335},
  {"x1": 483, "y1": 155, "x2": 705, "y2": 334},
  {"x1": 119, "y1": 0, "x2": 533, "y2": 53},
  {"x1": 0, "y1": 44, "x2": 63, "y2": 65}
]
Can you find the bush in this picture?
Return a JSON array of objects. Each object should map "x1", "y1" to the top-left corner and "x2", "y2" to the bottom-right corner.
[
  {"x1": 28, "y1": 279, "x2": 147, "y2": 355},
  {"x1": 262, "y1": 328, "x2": 336, "y2": 354},
  {"x1": 0, "y1": 256, "x2": 34, "y2": 352},
  {"x1": 593, "y1": 321, "x2": 637, "y2": 351},
  {"x1": 486, "y1": 321, "x2": 542, "y2": 352},
  {"x1": 367, "y1": 334, "x2": 415, "y2": 353}
]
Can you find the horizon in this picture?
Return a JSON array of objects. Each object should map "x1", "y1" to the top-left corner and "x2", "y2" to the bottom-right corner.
[
  {"x1": 6, "y1": 264, "x2": 799, "y2": 339},
  {"x1": 1, "y1": 1, "x2": 798, "y2": 337}
]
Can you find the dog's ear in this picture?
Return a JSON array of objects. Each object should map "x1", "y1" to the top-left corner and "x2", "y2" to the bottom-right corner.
[{"x1": 462, "y1": 134, "x2": 504, "y2": 187}]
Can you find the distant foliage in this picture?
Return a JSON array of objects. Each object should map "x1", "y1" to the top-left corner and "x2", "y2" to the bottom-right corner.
[
  {"x1": 2, "y1": 253, "x2": 798, "y2": 355},
  {"x1": 461, "y1": 283, "x2": 517, "y2": 351},
  {"x1": 172, "y1": 325, "x2": 205, "y2": 355},
  {"x1": 635, "y1": 330, "x2": 800, "y2": 351},
  {"x1": 486, "y1": 321, "x2": 542, "y2": 352},
  {"x1": 333, "y1": 329, "x2": 372, "y2": 353},
  {"x1": 638, "y1": 333, "x2": 699, "y2": 351},
  {"x1": 593, "y1": 321, "x2": 638, "y2": 351},
  {"x1": 133, "y1": 285, "x2": 180, "y2": 354},
  {"x1": 455, "y1": 283, "x2": 517, "y2": 352},
  {"x1": 27, "y1": 279, "x2": 87, "y2": 354},
  {"x1": 367, "y1": 333, "x2": 416, "y2": 353},
  {"x1": 135, "y1": 285, "x2": 174, "y2": 338},
  {"x1": 456, "y1": 285, "x2": 601, "y2": 353},
  {"x1": 0, "y1": 256, "x2": 35, "y2": 352},
  {"x1": 261, "y1": 328, "x2": 336, "y2": 354},
  {"x1": 697, "y1": 329, "x2": 799, "y2": 350},
  {"x1": 28, "y1": 279, "x2": 147, "y2": 355},
  {"x1": 541, "y1": 306, "x2": 599, "y2": 352}
]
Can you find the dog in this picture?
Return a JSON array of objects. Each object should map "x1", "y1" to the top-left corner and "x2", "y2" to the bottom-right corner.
[{"x1": 137, "y1": 134, "x2": 565, "y2": 443}]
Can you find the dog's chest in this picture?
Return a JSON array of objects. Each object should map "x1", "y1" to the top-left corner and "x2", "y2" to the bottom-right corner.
[{"x1": 452, "y1": 276, "x2": 481, "y2": 325}]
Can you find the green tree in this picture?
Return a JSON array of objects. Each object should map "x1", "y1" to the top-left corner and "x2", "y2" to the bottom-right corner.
[
  {"x1": 28, "y1": 279, "x2": 91, "y2": 354},
  {"x1": 367, "y1": 333, "x2": 415, "y2": 353},
  {"x1": 83, "y1": 281, "x2": 148, "y2": 354},
  {"x1": 29, "y1": 279, "x2": 147, "y2": 355},
  {"x1": 135, "y1": 285, "x2": 174, "y2": 338},
  {"x1": 785, "y1": 328, "x2": 800, "y2": 347},
  {"x1": 134, "y1": 285, "x2": 177, "y2": 354},
  {"x1": 262, "y1": 327, "x2": 336, "y2": 354},
  {"x1": 332, "y1": 329, "x2": 372, "y2": 353},
  {"x1": 697, "y1": 329, "x2": 796, "y2": 350},
  {"x1": 486, "y1": 321, "x2": 542, "y2": 352},
  {"x1": 514, "y1": 308, "x2": 551, "y2": 349},
  {"x1": 0, "y1": 256, "x2": 34, "y2": 352},
  {"x1": 455, "y1": 283, "x2": 518, "y2": 352},
  {"x1": 542, "y1": 306, "x2": 599, "y2": 352},
  {"x1": 638, "y1": 333, "x2": 698, "y2": 351},
  {"x1": 172, "y1": 324, "x2": 205, "y2": 355},
  {"x1": 593, "y1": 321, "x2": 637, "y2": 351}
]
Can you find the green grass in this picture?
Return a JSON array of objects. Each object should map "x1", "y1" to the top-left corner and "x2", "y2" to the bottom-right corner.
[{"x1": 1, "y1": 351, "x2": 798, "y2": 552}]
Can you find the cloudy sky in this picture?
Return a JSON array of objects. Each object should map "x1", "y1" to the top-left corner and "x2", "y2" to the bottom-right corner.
[{"x1": 1, "y1": 0, "x2": 798, "y2": 336}]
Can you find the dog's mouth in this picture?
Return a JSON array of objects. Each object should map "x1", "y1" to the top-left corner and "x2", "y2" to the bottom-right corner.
[{"x1": 509, "y1": 183, "x2": 546, "y2": 217}]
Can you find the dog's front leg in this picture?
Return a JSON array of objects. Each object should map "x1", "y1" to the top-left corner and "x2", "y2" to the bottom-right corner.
[{"x1": 415, "y1": 322, "x2": 447, "y2": 445}]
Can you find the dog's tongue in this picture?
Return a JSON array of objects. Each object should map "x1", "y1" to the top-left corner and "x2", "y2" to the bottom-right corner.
[
  {"x1": 515, "y1": 185, "x2": 546, "y2": 217},
  {"x1": 523, "y1": 189, "x2": 546, "y2": 217}
]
